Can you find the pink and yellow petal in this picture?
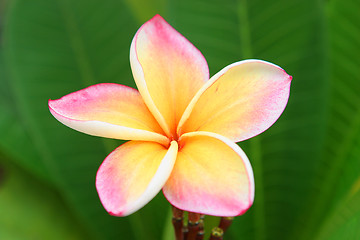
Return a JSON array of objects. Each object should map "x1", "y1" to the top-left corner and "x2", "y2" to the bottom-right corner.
[
  {"x1": 49, "y1": 83, "x2": 168, "y2": 144},
  {"x1": 163, "y1": 132, "x2": 254, "y2": 216},
  {"x1": 130, "y1": 15, "x2": 209, "y2": 138},
  {"x1": 178, "y1": 60, "x2": 292, "y2": 142},
  {"x1": 96, "y1": 141, "x2": 178, "y2": 216}
]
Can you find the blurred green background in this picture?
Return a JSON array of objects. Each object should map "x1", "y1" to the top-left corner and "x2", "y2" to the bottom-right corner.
[{"x1": 0, "y1": 0, "x2": 359, "y2": 239}]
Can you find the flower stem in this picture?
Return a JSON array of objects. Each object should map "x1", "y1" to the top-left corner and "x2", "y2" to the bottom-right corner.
[
  {"x1": 209, "y1": 227, "x2": 224, "y2": 240},
  {"x1": 187, "y1": 212, "x2": 201, "y2": 240},
  {"x1": 171, "y1": 206, "x2": 234, "y2": 240},
  {"x1": 172, "y1": 206, "x2": 184, "y2": 240},
  {"x1": 196, "y1": 219, "x2": 204, "y2": 240},
  {"x1": 183, "y1": 226, "x2": 189, "y2": 240},
  {"x1": 218, "y1": 217, "x2": 234, "y2": 233}
]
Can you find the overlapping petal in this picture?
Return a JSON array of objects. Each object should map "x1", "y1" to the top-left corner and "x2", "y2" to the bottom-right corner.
[
  {"x1": 96, "y1": 141, "x2": 178, "y2": 216},
  {"x1": 130, "y1": 15, "x2": 209, "y2": 138},
  {"x1": 163, "y1": 132, "x2": 254, "y2": 216},
  {"x1": 178, "y1": 60, "x2": 292, "y2": 142},
  {"x1": 48, "y1": 13, "x2": 294, "y2": 218},
  {"x1": 49, "y1": 83, "x2": 168, "y2": 144}
]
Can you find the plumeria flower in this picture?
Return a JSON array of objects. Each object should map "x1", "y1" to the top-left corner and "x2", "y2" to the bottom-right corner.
[{"x1": 49, "y1": 15, "x2": 292, "y2": 217}]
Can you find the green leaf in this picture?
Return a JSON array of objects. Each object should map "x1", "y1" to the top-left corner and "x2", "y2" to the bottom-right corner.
[
  {"x1": 161, "y1": 208, "x2": 176, "y2": 240},
  {"x1": 315, "y1": 179, "x2": 360, "y2": 240},
  {"x1": 297, "y1": 0, "x2": 360, "y2": 238},
  {"x1": 2, "y1": 0, "x2": 360, "y2": 238},
  {"x1": 3, "y1": 0, "x2": 168, "y2": 239},
  {"x1": 0, "y1": 50, "x2": 52, "y2": 181},
  {"x1": 0, "y1": 157, "x2": 89, "y2": 240},
  {"x1": 167, "y1": 0, "x2": 327, "y2": 239},
  {"x1": 123, "y1": 0, "x2": 168, "y2": 23}
]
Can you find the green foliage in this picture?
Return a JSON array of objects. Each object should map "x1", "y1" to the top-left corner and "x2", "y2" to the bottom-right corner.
[
  {"x1": 0, "y1": 0, "x2": 359, "y2": 239},
  {"x1": 0, "y1": 158, "x2": 90, "y2": 240}
]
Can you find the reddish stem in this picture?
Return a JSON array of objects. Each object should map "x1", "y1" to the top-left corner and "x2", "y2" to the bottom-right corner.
[
  {"x1": 218, "y1": 217, "x2": 234, "y2": 233},
  {"x1": 183, "y1": 226, "x2": 189, "y2": 240},
  {"x1": 172, "y1": 206, "x2": 184, "y2": 219},
  {"x1": 187, "y1": 212, "x2": 201, "y2": 240},
  {"x1": 196, "y1": 219, "x2": 205, "y2": 240},
  {"x1": 172, "y1": 206, "x2": 184, "y2": 240},
  {"x1": 209, "y1": 227, "x2": 224, "y2": 240},
  {"x1": 171, "y1": 206, "x2": 234, "y2": 240}
]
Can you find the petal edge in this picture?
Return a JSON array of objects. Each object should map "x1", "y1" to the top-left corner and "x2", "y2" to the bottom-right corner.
[
  {"x1": 164, "y1": 131, "x2": 254, "y2": 216},
  {"x1": 178, "y1": 60, "x2": 292, "y2": 142},
  {"x1": 130, "y1": 15, "x2": 209, "y2": 137},
  {"x1": 96, "y1": 141, "x2": 178, "y2": 216},
  {"x1": 49, "y1": 83, "x2": 168, "y2": 145}
]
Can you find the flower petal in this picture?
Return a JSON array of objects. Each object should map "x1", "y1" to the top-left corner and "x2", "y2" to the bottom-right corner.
[
  {"x1": 178, "y1": 60, "x2": 292, "y2": 142},
  {"x1": 130, "y1": 15, "x2": 209, "y2": 138},
  {"x1": 49, "y1": 83, "x2": 168, "y2": 145},
  {"x1": 96, "y1": 141, "x2": 178, "y2": 216},
  {"x1": 163, "y1": 131, "x2": 254, "y2": 216}
]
